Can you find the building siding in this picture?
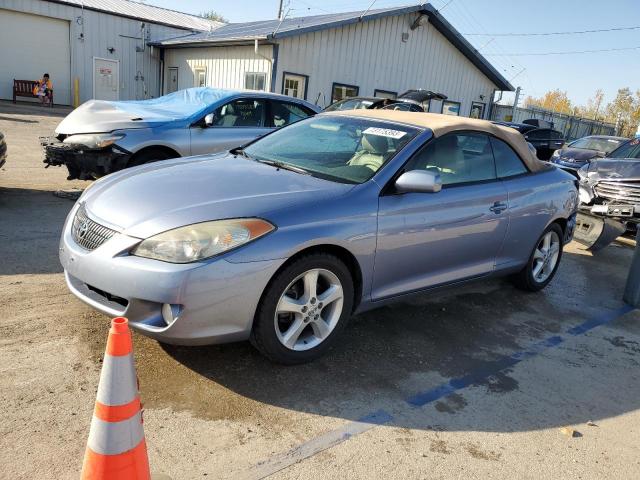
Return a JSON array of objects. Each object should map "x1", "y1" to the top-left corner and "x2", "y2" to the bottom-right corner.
[
  {"x1": 274, "y1": 13, "x2": 497, "y2": 115},
  {"x1": 0, "y1": 0, "x2": 189, "y2": 104},
  {"x1": 162, "y1": 45, "x2": 274, "y2": 94}
]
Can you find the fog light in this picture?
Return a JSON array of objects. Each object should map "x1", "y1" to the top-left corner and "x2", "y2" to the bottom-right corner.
[{"x1": 161, "y1": 303, "x2": 182, "y2": 326}]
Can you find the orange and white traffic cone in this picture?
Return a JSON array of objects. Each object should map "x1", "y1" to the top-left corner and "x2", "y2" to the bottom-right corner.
[{"x1": 81, "y1": 317, "x2": 150, "y2": 480}]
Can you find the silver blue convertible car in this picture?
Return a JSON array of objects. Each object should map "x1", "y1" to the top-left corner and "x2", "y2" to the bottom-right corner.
[{"x1": 60, "y1": 110, "x2": 578, "y2": 364}]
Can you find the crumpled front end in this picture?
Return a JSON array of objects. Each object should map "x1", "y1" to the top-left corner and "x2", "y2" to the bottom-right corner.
[{"x1": 42, "y1": 136, "x2": 130, "y2": 180}]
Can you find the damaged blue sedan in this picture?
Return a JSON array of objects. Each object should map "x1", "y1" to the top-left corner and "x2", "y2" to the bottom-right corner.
[{"x1": 43, "y1": 88, "x2": 319, "y2": 180}]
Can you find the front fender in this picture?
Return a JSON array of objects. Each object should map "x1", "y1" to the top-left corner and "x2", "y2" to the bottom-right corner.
[{"x1": 115, "y1": 127, "x2": 190, "y2": 157}]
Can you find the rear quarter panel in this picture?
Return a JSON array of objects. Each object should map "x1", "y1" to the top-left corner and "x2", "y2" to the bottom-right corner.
[{"x1": 498, "y1": 167, "x2": 577, "y2": 269}]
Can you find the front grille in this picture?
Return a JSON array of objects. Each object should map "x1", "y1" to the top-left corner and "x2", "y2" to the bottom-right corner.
[
  {"x1": 594, "y1": 180, "x2": 640, "y2": 205},
  {"x1": 71, "y1": 204, "x2": 117, "y2": 251}
]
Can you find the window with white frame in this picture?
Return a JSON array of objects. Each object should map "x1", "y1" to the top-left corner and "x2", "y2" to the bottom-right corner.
[
  {"x1": 245, "y1": 72, "x2": 266, "y2": 91},
  {"x1": 282, "y1": 72, "x2": 307, "y2": 99},
  {"x1": 194, "y1": 67, "x2": 207, "y2": 87}
]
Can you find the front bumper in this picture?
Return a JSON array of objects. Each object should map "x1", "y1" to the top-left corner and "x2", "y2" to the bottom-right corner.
[
  {"x1": 60, "y1": 205, "x2": 284, "y2": 345},
  {"x1": 42, "y1": 139, "x2": 130, "y2": 180}
]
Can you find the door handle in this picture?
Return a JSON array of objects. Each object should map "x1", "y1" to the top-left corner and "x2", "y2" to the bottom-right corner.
[{"x1": 490, "y1": 201, "x2": 508, "y2": 214}]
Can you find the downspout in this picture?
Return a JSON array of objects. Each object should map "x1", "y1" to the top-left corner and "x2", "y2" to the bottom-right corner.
[{"x1": 254, "y1": 39, "x2": 275, "y2": 92}]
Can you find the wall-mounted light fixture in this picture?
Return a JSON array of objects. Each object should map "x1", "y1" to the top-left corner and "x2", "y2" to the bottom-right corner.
[{"x1": 107, "y1": 47, "x2": 115, "y2": 54}]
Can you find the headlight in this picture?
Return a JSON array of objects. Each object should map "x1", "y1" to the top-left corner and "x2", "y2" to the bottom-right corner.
[
  {"x1": 577, "y1": 164, "x2": 589, "y2": 179},
  {"x1": 132, "y1": 218, "x2": 275, "y2": 263},
  {"x1": 63, "y1": 133, "x2": 125, "y2": 149}
]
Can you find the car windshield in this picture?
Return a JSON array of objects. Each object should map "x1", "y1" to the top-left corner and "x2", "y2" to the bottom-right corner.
[
  {"x1": 607, "y1": 138, "x2": 640, "y2": 158},
  {"x1": 569, "y1": 137, "x2": 624, "y2": 153},
  {"x1": 324, "y1": 99, "x2": 374, "y2": 111},
  {"x1": 243, "y1": 115, "x2": 420, "y2": 184}
]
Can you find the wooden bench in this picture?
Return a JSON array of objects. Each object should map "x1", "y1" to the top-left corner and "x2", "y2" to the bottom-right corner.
[{"x1": 13, "y1": 79, "x2": 53, "y2": 107}]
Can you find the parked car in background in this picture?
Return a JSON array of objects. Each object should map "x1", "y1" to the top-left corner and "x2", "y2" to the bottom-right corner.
[
  {"x1": 577, "y1": 138, "x2": 640, "y2": 231},
  {"x1": 324, "y1": 96, "x2": 399, "y2": 111},
  {"x1": 0, "y1": 132, "x2": 6, "y2": 170},
  {"x1": 550, "y1": 135, "x2": 628, "y2": 173},
  {"x1": 325, "y1": 89, "x2": 447, "y2": 113},
  {"x1": 60, "y1": 110, "x2": 577, "y2": 364},
  {"x1": 42, "y1": 88, "x2": 320, "y2": 180},
  {"x1": 494, "y1": 121, "x2": 565, "y2": 160}
]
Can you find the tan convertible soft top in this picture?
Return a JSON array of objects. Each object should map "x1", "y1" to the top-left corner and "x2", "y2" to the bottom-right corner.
[{"x1": 327, "y1": 110, "x2": 548, "y2": 172}]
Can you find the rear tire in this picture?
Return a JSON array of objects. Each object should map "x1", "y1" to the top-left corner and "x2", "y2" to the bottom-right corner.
[
  {"x1": 128, "y1": 148, "x2": 178, "y2": 168},
  {"x1": 512, "y1": 223, "x2": 563, "y2": 292},
  {"x1": 250, "y1": 253, "x2": 354, "y2": 365}
]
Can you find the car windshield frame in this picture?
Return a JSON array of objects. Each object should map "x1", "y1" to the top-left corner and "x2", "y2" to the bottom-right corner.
[{"x1": 243, "y1": 115, "x2": 421, "y2": 184}]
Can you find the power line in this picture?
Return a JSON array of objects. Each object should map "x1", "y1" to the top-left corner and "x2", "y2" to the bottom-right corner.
[
  {"x1": 464, "y1": 25, "x2": 640, "y2": 36},
  {"x1": 485, "y1": 45, "x2": 640, "y2": 56}
]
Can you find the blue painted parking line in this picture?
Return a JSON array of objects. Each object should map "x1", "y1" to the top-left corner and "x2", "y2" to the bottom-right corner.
[{"x1": 246, "y1": 304, "x2": 635, "y2": 479}]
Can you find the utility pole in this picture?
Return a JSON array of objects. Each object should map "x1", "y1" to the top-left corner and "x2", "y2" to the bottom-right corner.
[
  {"x1": 511, "y1": 86, "x2": 521, "y2": 122},
  {"x1": 278, "y1": 0, "x2": 285, "y2": 20}
]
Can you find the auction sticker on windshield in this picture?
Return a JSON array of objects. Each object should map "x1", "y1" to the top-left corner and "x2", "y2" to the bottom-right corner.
[{"x1": 363, "y1": 127, "x2": 407, "y2": 139}]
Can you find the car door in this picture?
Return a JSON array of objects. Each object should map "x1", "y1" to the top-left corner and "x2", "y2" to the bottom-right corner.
[
  {"x1": 372, "y1": 132, "x2": 509, "y2": 300},
  {"x1": 488, "y1": 136, "x2": 550, "y2": 267},
  {"x1": 189, "y1": 97, "x2": 272, "y2": 155}
]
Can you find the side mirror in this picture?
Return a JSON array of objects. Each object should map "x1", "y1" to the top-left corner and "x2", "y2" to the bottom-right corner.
[
  {"x1": 204, "y1": 113, "x2": 215, "y2": 127},
  {"x1": 395, "y1": 170, "x2": 442, "y2": 194}
]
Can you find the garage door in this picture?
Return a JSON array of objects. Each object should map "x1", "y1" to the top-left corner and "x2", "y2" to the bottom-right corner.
[{"x1": 0, "y1": 9, "x2": 71, "y2": 105}]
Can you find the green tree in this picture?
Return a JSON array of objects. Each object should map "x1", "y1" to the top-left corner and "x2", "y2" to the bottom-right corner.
[{"x1": 199, "y1": 11, "x2": 227, "y2": 23}]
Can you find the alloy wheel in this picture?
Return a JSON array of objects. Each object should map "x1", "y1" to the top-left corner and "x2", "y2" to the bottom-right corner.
[
  {"x1": 274, "y1": 268, "x2": 344, "y2": 351},
  {"x1": 532, "y1": 230, "x2": 561, "y2": 283}
]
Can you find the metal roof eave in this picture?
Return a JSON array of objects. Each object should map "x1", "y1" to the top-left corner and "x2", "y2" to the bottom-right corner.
[
  {"x1": 149, "y1": 39, "x2": 274, "y2": 48},
  {"x1": 266, "y1": 4, "x2": 426, "y2": 40},
  {"x1": 423, "y1": 4, "x2": 513, "y2": 91},
  {"x1": 42, "y1": 0, "x2": 220, "y2": 32}
]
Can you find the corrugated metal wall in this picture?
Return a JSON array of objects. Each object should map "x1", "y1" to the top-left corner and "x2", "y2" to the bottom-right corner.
[
  {"x1": 275, "y1": 13, "x2": 498, "y2": 115},
  {"x1": 0, "y1": 0, "x2": 189, "y2": 104},
  {"x1": 162, "y1": 45, "x2": 273, "y2": 94}
]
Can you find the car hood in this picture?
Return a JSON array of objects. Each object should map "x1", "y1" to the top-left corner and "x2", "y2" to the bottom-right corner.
[
  {"x1": 586, "y1": 159, "x2": 640, "y2": 181},
  {"x1": 557, "y1": 147, "x2": 600, "y2": 161},
  {"x1": 55, "y1": 88, "x2": 236, "y2": 135},
  {"x1": 55, "y1": 100, "x2": 175, "y2": 134},
  {"x1": 82, "y1": 153, "x2": 354, "y2": 238}
]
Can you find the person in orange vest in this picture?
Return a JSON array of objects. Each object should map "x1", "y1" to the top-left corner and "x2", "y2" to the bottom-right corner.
[{"x1": 33, "y1": 73, "x2": 53, "y2": 105}]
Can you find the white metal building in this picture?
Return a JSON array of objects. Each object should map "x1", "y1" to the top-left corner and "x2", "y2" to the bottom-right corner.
[
  {"x1": 0, "y1": 0, "x2": 220, "y2": 105},
  {"x1": 154, "y1": 4, "x2": 513, "y2": 118}
]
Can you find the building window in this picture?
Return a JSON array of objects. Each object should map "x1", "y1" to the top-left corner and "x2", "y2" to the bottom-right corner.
[
  {"x1": 374, "y1": 89, "x2": 397, "y2": 99},
  {"x1": 470, "y1": 101, "x2": 486, "y2": 119},
  {"x1": 194, "y1": 67, "x2": 207, "y2": 88},
  {"x1": 245, "y1": 72, "x2": 266, "y2": 91},
  {"x1": 167, "y1": 67, "x2": 179, "y2": 94},
  {"x1": 331, "y1": 83, "x2": 359, "y2": 103},
  {"x1": 282, "y1": 72, "x2": 308, "y2": 100},
  {"x1": 442, "y1": 100, "x2": 461, "y2": 116}
]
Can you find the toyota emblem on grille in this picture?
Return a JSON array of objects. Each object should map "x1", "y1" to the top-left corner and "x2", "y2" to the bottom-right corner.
[{"x1": 78, "y1": 221, "x2": 89, "y2": 239}]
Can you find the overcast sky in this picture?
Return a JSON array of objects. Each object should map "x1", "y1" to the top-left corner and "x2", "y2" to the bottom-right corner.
[{"x1": 146, "y1": 0, "x2": 640, "y2": 107}]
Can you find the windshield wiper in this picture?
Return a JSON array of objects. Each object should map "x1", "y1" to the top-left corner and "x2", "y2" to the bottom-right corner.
[
  {"x1": 230, "y1": 147, "x2": 251, "y2": 159},
  {"x1": 256, "y1": 159, "x2": 311, "y2": 175}
]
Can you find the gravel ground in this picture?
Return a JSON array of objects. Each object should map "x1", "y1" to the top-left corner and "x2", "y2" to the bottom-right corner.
[{"x1": 1, "y1": 101, "x2": 639, "y2": 480}]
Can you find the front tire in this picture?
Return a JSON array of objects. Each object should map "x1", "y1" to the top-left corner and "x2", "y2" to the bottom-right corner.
[
  {"x1": 251, "y1": 253, "x2": 354, "y2": 364},
  {"x1": 128, "y1": 148, "x2": 178, "y2": 168},
  {"x1": 512, "y1": 223, "x2": 563, "y2": 292}
]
